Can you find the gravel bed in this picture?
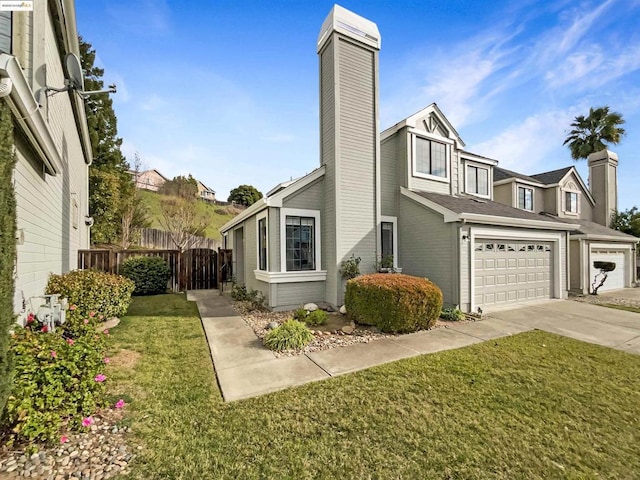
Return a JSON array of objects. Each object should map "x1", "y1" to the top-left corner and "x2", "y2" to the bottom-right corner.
[
  {"x1": 570, "y1": 292, "x2": 640, "y2": 309},
  {"x1": 0, "y1": 411, "x2": 136, "y2": 480}
]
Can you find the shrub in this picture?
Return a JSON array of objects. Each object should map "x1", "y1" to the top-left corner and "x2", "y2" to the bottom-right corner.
[
  {"x1": 46, "y1": 270, "x2": 135, "y2": 319},
  {"x1": 339, "y1": 254, "x2": 361, "y2": 280},
  {"x1": 440, "y1": 307, "x2": 465, "y2": 321},
  {"x1": 246, "y1": 289, "x2": 267, "y2": 311},
  {"x1": 120, "y1": 256, "x2": 171, "y2": 295},
  {"x1": 4, "y1": 320, "x2": 108, "y2": 443},
  {"x1": 263, "y1": 320, "x2": 314, "y2": 351},
  {"x1": 304, "y1": 309, "x2": 328, "y2": 327},
  {"x1": 345, "y1": 273, "x2": 443, "y2": 333},
  {"x1": 230, "y1": 283, "x2": 248, "y2": 301},
  {"x1": 293, "y1": 308, "x2": 308, "y2": 322}
]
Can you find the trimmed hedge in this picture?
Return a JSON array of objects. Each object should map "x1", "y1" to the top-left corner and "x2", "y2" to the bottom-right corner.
[
  {"x1": 345, "y1": 273, "x2": 443, "y2": 333},
  {"x1": 121, "y1": 256, "x2": 171, "y2": 295},
  {"x1": 46, "y1": 270, "x2": 135, "y2": 319}
]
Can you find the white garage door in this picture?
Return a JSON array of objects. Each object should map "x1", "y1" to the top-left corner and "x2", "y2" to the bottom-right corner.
[
  {"x1": 590, "y1": 250, "x2": 625, "y2": 292},
  {"x1": 475, "y1": 239, "x2": 553, "y2": 308}
]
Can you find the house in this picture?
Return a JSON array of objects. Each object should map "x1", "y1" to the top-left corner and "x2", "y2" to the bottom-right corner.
[
  {"x1": 492, "y1": 154, "x2": 638, "y2": 294},
  {"x1": 0, "y1": 1, "x2": 92, "y2": 319},
  {"x1": 221, "y1": 5, "x2": 635, "y2": 312},
  {"x1": 197, "y1": 179, "x2": 216, "y2": 203},
  {"x1": 131, "y1": 169, "x2": 167, "y2": 192}
]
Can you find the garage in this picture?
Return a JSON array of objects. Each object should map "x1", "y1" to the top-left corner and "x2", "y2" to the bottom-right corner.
[
  {"x1": 589, "y1": 249, "x2": 626, "y2": 292},
  {"x1": 474, "y1": 239, "x2": 553, "y2": 308}
]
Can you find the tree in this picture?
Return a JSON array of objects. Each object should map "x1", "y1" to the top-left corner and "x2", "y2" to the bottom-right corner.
[
  {"x1": 158, "y1": 197, "x2": 207, "y2": 251},
  {"x1": 159, "y1": 175, "x2": 199, "y2": 199},
  {"x1": 612, "y1": 206, "x2": 640, "y2": 237},
  {"x1": 120, "y1": 154, "x2": 150, "y2": 249},
  {"x1": 228, "y1": 184, "x2": 263, "y2": 207},
  {"x1": 563, "y1": 106, "x2": 626, "y2": 160},
  {"x1": 0, "y1": 101, "x2": 16, "y2": 416}
]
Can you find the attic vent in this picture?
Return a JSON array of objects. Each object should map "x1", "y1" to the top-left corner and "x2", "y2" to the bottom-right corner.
[{"x1": 336, "y1": 20, "x2": 378, "y2": 41}]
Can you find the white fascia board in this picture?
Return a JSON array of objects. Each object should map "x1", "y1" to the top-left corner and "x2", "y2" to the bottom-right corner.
[
  {"x1": 570, "y1": 233, "x2": 639, "y2": 243},
  {"x1": 460, "y1": 152, "x2": 498, "y2": 166},
  {"x1": 561, "y1": 168, "x2": 596, "y2": 206},
  {"x1": 267, "y1": 166, "x2": 325, "y2": 208},
  {"x1": 493, "y1": 177, "x2": 544, "y2": 188},
  {"x1": 400, "y1": 187, "x2": 459, "y2": 222},
  {"x1": 220, "y1": 198, "x2": 267, "y2": 233},
  {"x1": 0, "y1": 54, "x2": 63, "y2": 175},
  {"x1": 460, "y1": 213, "x2": 579, "y2": 231}
]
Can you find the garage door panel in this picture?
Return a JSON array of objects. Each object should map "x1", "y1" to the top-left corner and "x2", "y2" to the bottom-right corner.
[
  {"x1": 475, "y1": 239, "x2": 553, "y2": 308},
  {"x1": 590, "y1": 250, "x2": 625, "y2": 292}
]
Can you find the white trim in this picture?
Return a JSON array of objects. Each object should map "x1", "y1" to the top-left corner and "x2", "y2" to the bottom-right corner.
[
  {"x1": 459, "y1": 213, "x2": 578, "y2": 231},
  {"x1": 459, "y1": 151, "x2": 498, "y2": 166},
  {"x1": 220, "y1": 198, "x2": 267, "y2": 232},
  {"x1": 254, "y1": 270, "x2": 327, "y2": 284},
  {"x1": 562, "y1": 189, "x2": 580, "y2": 215},
  {"x1": 587, "y1": 243, "x2": 633, "y2": 290},
  {"x1": 381, "y1": 103, "x2": 465, "y2": 146},
  {"x1": 255, "y1": 210, "x2": 268, "y2": 271},
  {"x1": 517, "y1": 185, "x2": 534, "y2": 211},
  {"x1": 469, "y1": 227, "x2": 564, "y2": 312},
  {"x1": 280, "y1": 208, "x2": 322, "y2": 273},
  {"x1": 494, "y1": 177, "x2": 544, "y2": 188},
  {"x1": 380, "y1": 215, "x2": 398, "y2": 269},
  {"x1": 268, "y1": 165, "x2": 326, "y2": 207},
  {"x1": 411, "y1": 134, "x2": 450, "y2": 184},
  {"x1": 464, "y1": 161, "x2": 491, "y2": 199}
]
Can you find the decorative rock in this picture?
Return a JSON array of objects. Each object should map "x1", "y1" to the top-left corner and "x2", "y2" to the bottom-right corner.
[
  {"x1": 341, "y1": 325, "x2": 355, "y2": 335},
  {"x1": 339, "y1": 305, "x2": 347, "y2": 315},
  {"x1": 303, "y1": 303, "x2": 318, "y2": 312},
  {"x1": 267, "y1": 321, "x2": 279, "y2": 330}
]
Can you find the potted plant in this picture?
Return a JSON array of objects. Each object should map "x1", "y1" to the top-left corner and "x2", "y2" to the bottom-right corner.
[{"x1": 376, "y1": 254, "x2": 394, "y2": 273}]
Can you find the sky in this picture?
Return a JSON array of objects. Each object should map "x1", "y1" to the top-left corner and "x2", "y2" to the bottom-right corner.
[{"x1": 75, "y1": 0, "x2": 640, "y2": 210}]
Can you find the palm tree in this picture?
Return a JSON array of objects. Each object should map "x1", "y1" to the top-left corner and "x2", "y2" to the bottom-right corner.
[{"x1": 563, "y1": 106, "x2": 625, "y2": 160}]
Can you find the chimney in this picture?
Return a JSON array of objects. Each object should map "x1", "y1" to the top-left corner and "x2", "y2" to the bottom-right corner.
[
  {"x1": 317, "y1": 5, "x2": 380, "y2": 305},
  {"x1": 587, "y1": 149, "x2": 618, "y2": 227}
]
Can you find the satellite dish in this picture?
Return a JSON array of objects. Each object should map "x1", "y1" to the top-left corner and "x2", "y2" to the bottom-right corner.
[{"x1": 65, "y1": 53, "x2": 84, "y2": 91}]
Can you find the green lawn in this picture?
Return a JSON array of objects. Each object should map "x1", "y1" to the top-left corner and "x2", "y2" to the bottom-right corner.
[
  {"x1": 110, "y1": 294, "x2": 640, "y2": 479},
  {"x1": 139, "y1": 190, "x2": 238, "y2": 240}
]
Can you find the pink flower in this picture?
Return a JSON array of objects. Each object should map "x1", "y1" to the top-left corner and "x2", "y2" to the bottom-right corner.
[
  {"x1": 94, "y1": 374, "x2": 106, "y2": 383},
  {"x1": 89, "y1": 311, "x2": 96, "y2": 318},
  {"x1": 83, "y1": 319, "x2": 89, "y2": 324},
  {"x1": 60, "y1": 435, "x2": 68, "y2": 444},
  {"x1": 66, "y1": 338, "x2": 74, "y2": 345},
  {"x1": 99, "y1": 315, "x2": 104, "y2": 320},
  {"x1": 41, "y1": 325, "x2": 48, "y2": 333},
  {"x1": 51, "y1": 350, "x2": 57, "y2": 358},
  {"x1": 26, "y1": 313, "x2": 35, "y2": 323},
  {"x1": 115, "y1": 399, "x2": 125, "y2": 409},
  {"x1": 82, "y1": 417, "x2": 93, "y2": 427},
  {"x1": 103, "y1": 357, "x2": 110, "y2": 364},
  {"x1": 69, "y1": 304, "x2": 77, "y2": 311},
  {"x1": 103, "y1": 329, "x2": 109, "y2": 335}
]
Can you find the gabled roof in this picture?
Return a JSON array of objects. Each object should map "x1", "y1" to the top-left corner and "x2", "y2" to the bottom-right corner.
[
  {"x1": 402, "y1": 188, "x2": 577, "y2": 231},
  {"x1": 197, "y1": 180, "x2": 215, "y2": 193},
  {"x1": 493, "y1": 167, "x2": 543, "y2": 184},
  {"x1": 530, "y1": 166, "x2": 573, "y2": 185},
  {"x1": 542, "y1": 214, "x2": 639, "y2": 242},
  {"x1": 381, "y1": 103, "x2": 465, "y2": 147}
]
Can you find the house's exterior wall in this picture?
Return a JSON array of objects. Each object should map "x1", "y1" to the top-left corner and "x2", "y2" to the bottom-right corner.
[
  {"x1": 272, "y1": 282, "x2": 325, "y2": 311},
  {"x1": 136, "y1": 170, "x2": 166, "y2": 191},
  {"x1": 588, "y1": 152, "x2": 617, "y2": 227},
  {"x1": 13, "y1": 5, "x2": 90, "y2": 316},
  {"x1": 398, "y1": 195, "x2": 458, "y2": 307},
  {"x1": 459, "y1": 224, "x2": 470, "y2": 311},
  {"x1": 492, "y1": 183, "x2": 511, "y2": 207},
  {"x1": 543, "y1": 187, "x2": 558, "y2": 215},
  {"x1": 0, "y1": 12, "x2": 11, "y2": 54},
  {"x1": 12, "y1": 11, "x2": 32, "y2": 86},
  {"x1": 283, "y1": 178, "x2": 324, "y2": 210},
  {"x1": 556, "y1": 170, "x2": 594, "y2": 221},
  {"x1": 267, "y1": 207, "x2": 280, "y2": 273},
  {"x1": 569, "y1": 239, "x2": 582, "y2": 292},
  {"x1": 380, "y1": 134, "x2": 398, "y2": 217}
]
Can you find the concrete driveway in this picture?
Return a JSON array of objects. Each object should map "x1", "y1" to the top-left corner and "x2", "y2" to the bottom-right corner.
[{"x1": 487, "y1": 299, "x2": 640, "y2": 354}]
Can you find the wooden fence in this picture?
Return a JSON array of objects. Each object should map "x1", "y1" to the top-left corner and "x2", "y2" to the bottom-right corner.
[
  {"x1": 135, "y1": 228, "x2": 220, "y2": 251},
  {"x1": 78, "y1": 249, "x2": 181, "y2": 292}
]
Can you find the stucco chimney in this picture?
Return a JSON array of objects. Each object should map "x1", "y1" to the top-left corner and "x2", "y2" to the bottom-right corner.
[
  {"x1": 317, "y1": 5, "x2": 380, "y2": 306},
  {"x1": 587, "y1": 149, "x2": 618, "y2": 227}
]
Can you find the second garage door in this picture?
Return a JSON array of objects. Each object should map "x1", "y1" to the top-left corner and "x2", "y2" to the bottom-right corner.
[
  {"x1": 589, "y1": 250, "x2": 626, "y2": 292},
  {"x1": 475, "y1": 239, "x2": 553, "y2": 308}
]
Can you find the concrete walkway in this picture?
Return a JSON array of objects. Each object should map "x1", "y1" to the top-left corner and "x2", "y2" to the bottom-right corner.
[{"x1": 188, "y1": 290, "x2": 534, "y2": 402}]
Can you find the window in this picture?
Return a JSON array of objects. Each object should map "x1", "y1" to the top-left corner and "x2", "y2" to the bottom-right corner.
[
  {"x1": 518, "y1": 187, "x2": 533, "y2": 211},
  {"x1": 415, "y1": 137, "x2": 447, "y2": 178},
  {"x1": 565, "y1": 191, "x2": 578, "y2": 213},
  {"x1": 381, "y1": 222, "x2": 393, "y2": 258},
  {"x1": 285, "y1": 216, "x2": 315, "y2": 271},
  {"x1": 258, "y1": 217, "x2": 267, "y2": 271},
  {"x1": 467, "y1": 165, "x2": 489, "y2": 195},
  {"x1": 0, "y1": 12, "x2": 11, "y2": 54}
]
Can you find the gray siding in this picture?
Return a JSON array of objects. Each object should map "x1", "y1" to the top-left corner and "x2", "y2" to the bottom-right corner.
[
  {"x1": 282, "y1": 178, "x2": 324, "y2": 210},
  {"x1": 543, "y1": 187, "x2": 558, "y2": 215},
  {"x1": 273, "y1": 282, "x2": 326, "y2": 311},
  {"x1": 243, "y1": 216, "x2": 259, "y2": 291},
  {"x1": 399, "y1": 196, "x2": 457, "y2": 306},
  {"x1": 410, "y1": 175, "x2": 450, "y2": 195},
  {"x1": 0, "y1": 12, "x2": 11, "y2": 53},
  {"x1": 459, "y1": 225, "x2": 470, "y2": 311},
  {"x1": 569, "y1": 239, "x2": 581, "y2": 292},
  {"x1": 268, "y1": 207, "x2": 280, "y2": 272},
  {"x1": 492, "y1": 184, "x2": 512, "y2": 208},
  {"x1": 380, "y1": 134, "x2": 398, "y2": 216}
]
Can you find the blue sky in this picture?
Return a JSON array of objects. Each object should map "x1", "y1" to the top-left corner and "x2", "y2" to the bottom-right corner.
[{"x1": 76, "y1": 0, "x2": 640, "y2": 210}]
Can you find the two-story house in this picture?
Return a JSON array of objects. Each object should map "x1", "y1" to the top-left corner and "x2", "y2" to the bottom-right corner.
[
  {"x1": 131, "y1": 169, "x2": 168, "y2": 192},
  {"x1": 1, "y1": 1, "x2": 93, "y2": 320},
  {"x1": 492, "y1": 154, "x2": 638, "y2": 294}
]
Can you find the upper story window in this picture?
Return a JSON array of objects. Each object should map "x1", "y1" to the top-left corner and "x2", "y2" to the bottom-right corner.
[
  {"x1": 518, "y1": 187, "x2": 533, "y2": 211},
  {"x1": 467, "y1": 165, "x2": 489, "y2": 196},
  {"x1": 285, "y1": 216, "x2": 315, "y2": 271},
  {"x1": 257, "y1": 216, "x2": 267, "y2": 271},
  {"x1": 415, "y1": 137, "x2": 447, "y2": 179},
  {"x1": 565, "y1": 191, "x2": 578, "y2": 214},
  {"x1": 0, "y1": 12, "x2": 11, "y2": 54}
]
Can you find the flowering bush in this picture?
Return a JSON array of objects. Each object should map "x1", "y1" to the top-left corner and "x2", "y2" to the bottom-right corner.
[
  {"x1": 46, "y1": 270, "x2": 134, "y2": 319},
  {"x1": 4, "y1": 311, "x2": 109, "y2": 443}
]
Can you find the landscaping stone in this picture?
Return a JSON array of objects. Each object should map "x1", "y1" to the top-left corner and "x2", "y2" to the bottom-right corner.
[
  {"x1": 339, "y1": 305, "x2": 347, "y2": 315},
  {"x1": 267, "y1": 321, "x2": 279, "y2": 330},
  {"x1": 303, "y1": 303, "x2": 318, "y2": 312},
  {"x1": 341, "y1": 325, "x2": 355, "y2": 335}
]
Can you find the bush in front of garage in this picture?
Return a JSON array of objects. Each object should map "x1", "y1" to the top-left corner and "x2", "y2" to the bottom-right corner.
[{"x1": 345, "y1": 273, "x2": 443, "y2": 333}]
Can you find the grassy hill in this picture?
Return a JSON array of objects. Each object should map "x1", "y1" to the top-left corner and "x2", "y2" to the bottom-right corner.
[{"x1": 139, "y1": 190, "x2": 241, "y2": 241}]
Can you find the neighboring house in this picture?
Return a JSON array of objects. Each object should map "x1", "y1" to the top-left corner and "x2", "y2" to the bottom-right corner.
[
  {"x1": 492, "y1": 153, "x2": 638, "y2": 294},
  {"x1": 131, "y1": 169, "x2": 167, "y2": 192},
  {"x1": 197, "y1": 180, "x2": 216, "y2": 202},
  {"x1": 221, "y1": 5, "x2": 635, "y2": 312},
  {"x1": 0, "y1": 1, "x2": 92, "y2": 319}
]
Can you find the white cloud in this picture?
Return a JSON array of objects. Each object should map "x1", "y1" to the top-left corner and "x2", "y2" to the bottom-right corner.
[{"x1": 106, "y1": 0, "x2": 171, "y2": 35}]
